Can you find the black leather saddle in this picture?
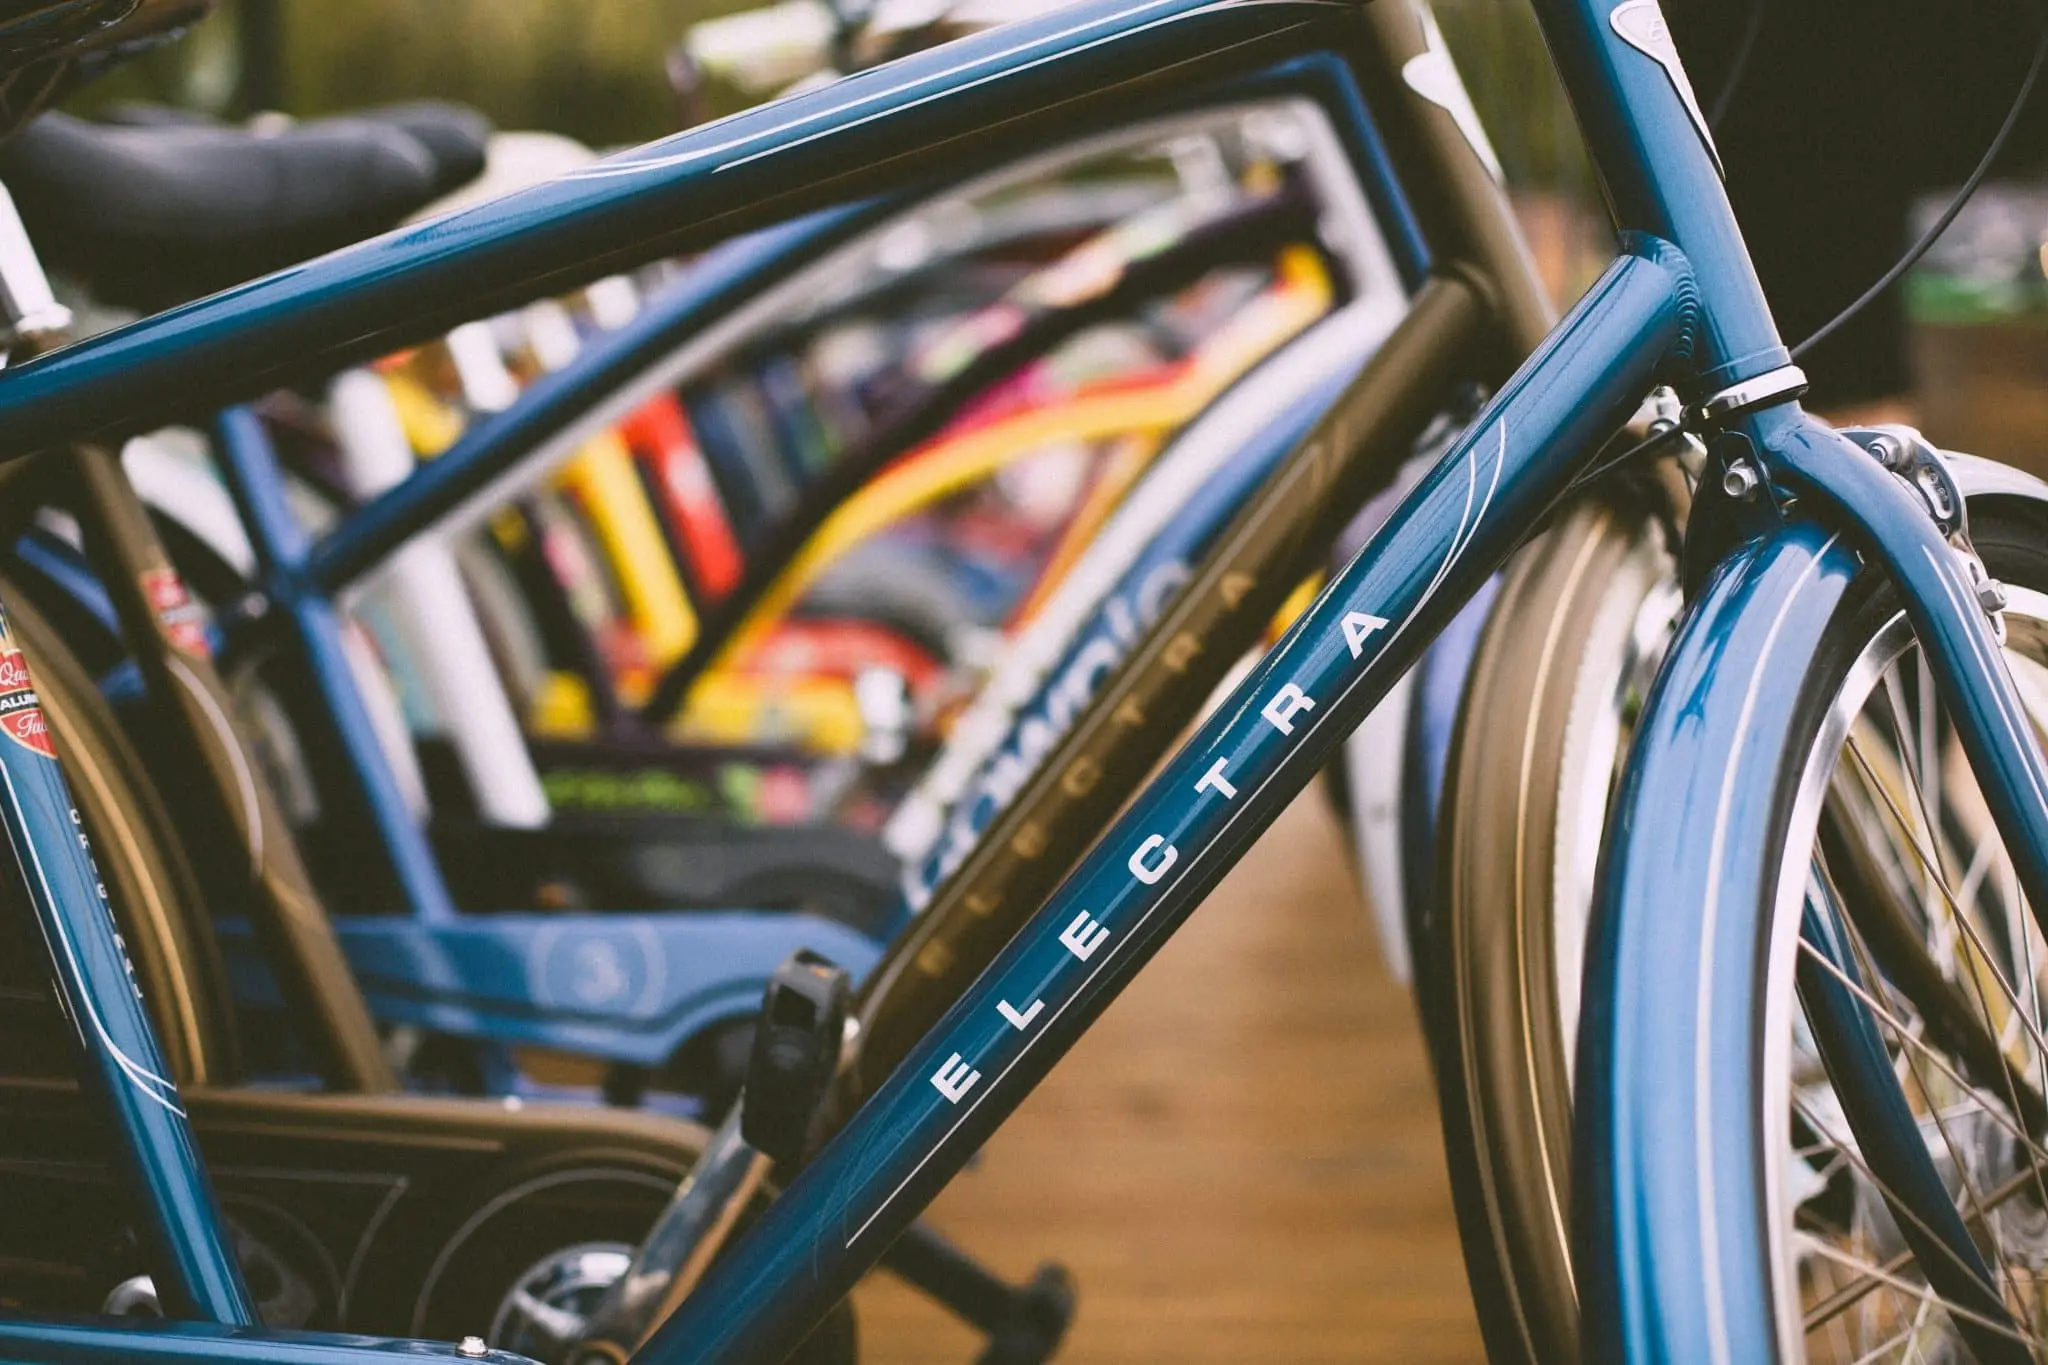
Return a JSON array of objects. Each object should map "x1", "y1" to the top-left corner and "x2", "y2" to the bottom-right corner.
[{"x1": 0, "y1": 100, "x2": 491, "y2": 308}]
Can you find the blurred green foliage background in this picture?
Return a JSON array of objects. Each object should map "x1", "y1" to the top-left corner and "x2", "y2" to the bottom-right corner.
[
  {"x1": 66, "y1": 0, "x2": 1594, "y2": 189},
  {"x1": 69, "y1": 0, "x2": 755, "y2": 146}
]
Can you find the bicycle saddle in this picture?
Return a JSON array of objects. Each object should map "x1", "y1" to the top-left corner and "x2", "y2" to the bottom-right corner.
[
  {"x1": 0, "y1": 103, "x2": 491, "y2": 310},
  {"x1": 97, "y1": 98, "x2": 493, "y2": 197}
]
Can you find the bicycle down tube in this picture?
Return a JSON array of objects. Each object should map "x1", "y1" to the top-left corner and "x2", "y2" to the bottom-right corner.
[
  {"x1": 848, "y1": 0, "x2": 1556, "y2": 1093},
  {"x1": 573, "y1": 12, "x2": 1544, "y2": 1346},
  {"x1": 848, "y1": 272, "x2": 1482, "y2": 1088},
  {"x1": 636, "y1": 236, "x2": 1694, "y2": 1364}
]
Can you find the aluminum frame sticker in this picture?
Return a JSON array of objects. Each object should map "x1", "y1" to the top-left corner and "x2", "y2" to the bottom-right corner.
[{"x1": 0, "y1": 648, "x2": 53, "y2": 758}]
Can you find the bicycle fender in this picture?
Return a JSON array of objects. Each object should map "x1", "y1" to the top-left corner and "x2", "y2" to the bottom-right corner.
[{"x1": 1575, "y1": 517, "x2": 1857, "y2": 1365}]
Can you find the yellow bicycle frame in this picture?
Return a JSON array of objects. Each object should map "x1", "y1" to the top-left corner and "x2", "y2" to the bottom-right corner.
[
  {"x1": 709, "y1": 245, "x2": 1334, "y2": 673},
  {"x1": 555, "y1": 428, "x2": 702, "y2": 688},
  {"x1": 386, "y1": 245, "x2": 1329, "y2": 756}
]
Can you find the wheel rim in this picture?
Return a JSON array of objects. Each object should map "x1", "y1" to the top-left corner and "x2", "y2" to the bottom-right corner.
[{"x1": 1764, "y1": 583, "x2": 2048, "y2": 1360}]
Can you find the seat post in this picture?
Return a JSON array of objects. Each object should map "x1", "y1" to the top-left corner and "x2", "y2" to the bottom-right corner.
[{"x1": 0, "y1": 179, "x2": 68, "y2": 362}]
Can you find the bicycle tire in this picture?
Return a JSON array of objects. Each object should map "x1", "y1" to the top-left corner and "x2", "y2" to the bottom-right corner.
[
  {"x1": 1512, "y1": 478, "x2": 2048, "y2": 1360},
  {"x1": 1428, "y1": 479, "x2": 1679, "y2": 1364},
  {"x1": 0, "y1": 570, "x2": 239, "y2": 1085}
]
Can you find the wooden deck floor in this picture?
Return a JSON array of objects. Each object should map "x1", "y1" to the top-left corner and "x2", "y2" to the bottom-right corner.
[{"x1": 855, "y1": 794, "x2": 1484, "y2": 1363}]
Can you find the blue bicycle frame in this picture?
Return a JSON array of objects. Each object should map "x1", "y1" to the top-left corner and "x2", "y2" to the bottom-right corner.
[
  {"x1": 145, "y1": 52, "x2": 1417, "y2": 1086},
  {"x1": 0, "y1": 5, "x2": 1427, "y2": 1354},
  {"x1": 626, "y1": 3, "x2": 2048, "y2": 1361},
  {"x1": 0, "y1": 1, "x2": 2041, "y2": 1360}
]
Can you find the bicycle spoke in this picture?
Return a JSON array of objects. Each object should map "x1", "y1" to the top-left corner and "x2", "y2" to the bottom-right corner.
[
  {"x1": 1798, "y1": 1230, "x2": 2030, "y2": 1347},
  {"x1": 1820, "y1": 791, "x2": 2048, "y2": 1141},
  {"x1": 1783, "y1": 632, "x2": 2048, "y2": 1361},
  {"x1": 1798, "y1": 940, "x2": 2048, "y2": 1175},
  {"x1": 1843, "y1": 735, "x2": 2048, "y2": 1085},
  {"x1": 1797, "y1": 1156, "x2": 2047, "y2": 1336},
  {"x1": 1895, "y1": 1294, "x2": 1934, "y2": 1365},
  {"x1": 1827, "y1": 844, "x2": 2048, "y2": 1254},
  {"x1": 1811, "y1": 880, "x2": 2038, "y2": 1328},
  {"x1": 1879, "y1": 665, "x2": 1952, "y2": 928},
  {"x1": 1846, "y1": 1292, "x2": 1934, "y2": 1365},
  {"x1": 1840, "y1": 706, "x2": 2048, "y2": 1250},
  {"x1": 1789, "y1": 1041, "x2": 2031, "y2": 1354},
  {"x1": 1997, "y1": 654, "x2": 2048, "y2": 1157}
]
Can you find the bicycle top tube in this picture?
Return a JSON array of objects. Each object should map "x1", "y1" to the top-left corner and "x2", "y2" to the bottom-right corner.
[
  {"x1": 0, "y1": 0, "x2": 1355, "y2": 459},
  {"x1": 1528, "y1": 0, "x2": 1786, "y2": 392},
  {"x1": 296, "y1": 51, "x2": 1421, "y2": 604}
]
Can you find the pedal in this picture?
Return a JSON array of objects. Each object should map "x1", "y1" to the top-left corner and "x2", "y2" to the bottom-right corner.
[
  {"x1": 742, "y1": 954, "x2": 1072, "y2": 1359},
  {"x1": 739, "y1": 949, "x2": 852, "y2": 1165},
  {"x1": 881, "y1": 1221, "x2": 1076, "y2": 1365},
  {"x1": 975, "y1": 1263, "x2": 1076, "y2": 1365}
]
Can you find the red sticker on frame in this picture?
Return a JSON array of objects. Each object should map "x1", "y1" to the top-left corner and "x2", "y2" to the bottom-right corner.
[
  {"x1": 141, "y1": 567, "x2": 213, "y2": 658},
  {"x1": 0, "y1": 649, "x2": 54, "y2": 758}
]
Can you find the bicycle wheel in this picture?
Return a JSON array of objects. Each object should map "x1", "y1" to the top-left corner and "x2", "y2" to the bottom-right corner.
[
  {"x1": 0, "y1": 570, "x2": 239, "y2": 1086},
  {"x1": 1600, "y1": 493, "x2": 2048, "y2": 1360},
  {"x1": 1428, "y1": 475, "x2": 1681, "y2": 1364}
]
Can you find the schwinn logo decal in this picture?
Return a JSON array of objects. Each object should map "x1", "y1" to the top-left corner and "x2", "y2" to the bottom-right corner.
[
  {"x1": 1610, "y1": 0, "x2": 1723, "y2": 178},
  {"x1": 0, "y1": 650, "x2": 53, "y2": 759}
]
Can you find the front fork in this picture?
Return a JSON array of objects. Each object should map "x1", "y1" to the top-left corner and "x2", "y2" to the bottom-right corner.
[
  {"x1": 1577, "y1": 407, "x2": 2048, "y2": 1360},
  {"x1": 1756, "y1": 406, "x2": 2048, "y2": 943}
]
